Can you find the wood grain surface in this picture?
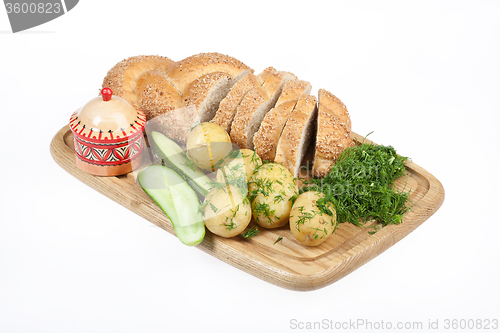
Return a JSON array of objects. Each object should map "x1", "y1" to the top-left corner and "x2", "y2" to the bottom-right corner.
[{"x1": 50, "y1": 125, "x2": 445, "y2": 291}]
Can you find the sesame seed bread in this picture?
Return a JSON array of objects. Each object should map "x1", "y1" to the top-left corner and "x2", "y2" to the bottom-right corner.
[
  {"x1": 317, "y1": 88, "x2": 352, "y2": 131},
  {"x1": 259, "y1": 67, "x2": 297, "y2": 95},
  {"x1": 102, "y1": 55, "x2": 175, "y2": 108},
  {"x1": 230, "y1": 68, "x2": 293, "y2": 150},
  {"x1": 150, "y1": 72, "x2": 236, "y2": 146},
  {"x1": 165, "y1": 52, "x2": 253, "y2": 95},
  {"x1": 275, "y1": 79, "x2": 312, "y2": 107},
  {"x1": 135, "y1": 70, "x2": 182, "y2": 120},
  {"x1": 229, "y1": 85, "x2": 269, "y2": 149},
  {"x1": 211, "y1": 73, "x2": 262, "y2": 133},
  {"x1": 134, "y1": 70, "x2": 188, "y2": 146},
  {"x1": 182, "y1": 72, "x2": 236, "y2": 124},
  {"x1": 136, "y1": 70, "x2": 195, "y2": 145},
  {"x1": 274, "y1": 95, "x2": 318, "y2": 177},
  {"x1": 258, "y1": 67, "x2": 297, "y2": 88},
  {"x1": 253, "y1": 79, "x2": 312, "y2": 161},
  {"x1": 312, "y1": 89, "x2": 354, "y2": 178}
]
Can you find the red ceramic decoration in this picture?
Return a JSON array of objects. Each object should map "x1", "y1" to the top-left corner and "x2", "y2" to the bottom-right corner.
[{"x1": 69, "y1": 88, "x2": 146, "y2": 176}]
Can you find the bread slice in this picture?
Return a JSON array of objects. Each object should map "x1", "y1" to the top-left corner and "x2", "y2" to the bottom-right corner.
[
  {"x1": 211, "y1": 73, "x2": 262, "y2": 133},
  {"x1": 275, "y1": 79, "x2": 312, "y2": 107},
  {"x1": 258, "y1": 67, "x2": 297, "y2": 88},
  {"x1": 259, "y1": 67, "x2": 297, "y2": 95},
  {"x1": 229, "y1": 85, "x2": 269, "y2": 150},
  {"x1": 317, "y1": 88, "x2": 352, "y2": 131},
  {"x1": 182, "y1": 72, "x2": 235, "y2": 123},
  {"x1": 102, "y1": 55, "x2": 175, "y2": 108},
  {"x1": 165, "y1": 52, "x2": 253, "y2": 94},
  {"x1": 274, "y1": 95, "x2": 318, "y2": 177},
  {"x1": 312, "y1": 89, "x2": 354, "y2": 178},
  {"x1": 230, "y1": 68, "x2": 293, "y2": 150},
  {"x1": 252, "y1": 79, "x2": 312, "y2": 161},
  {"x1": 151, "y1": 72, "x2": 235, "y2": 146}
]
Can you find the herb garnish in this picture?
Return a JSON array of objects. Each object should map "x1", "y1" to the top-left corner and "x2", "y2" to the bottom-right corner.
[
  {"x1": 241, "y1": 225, "x2": 259, "y2": 238},
  {"x1": 302, "y1": 140, "x2": 412, "y2": 226},
  {"x1": 273, "y1": 236, "x2": 283, "y2": 245}
]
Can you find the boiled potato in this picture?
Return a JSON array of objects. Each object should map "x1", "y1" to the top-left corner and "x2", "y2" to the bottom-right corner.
[
  {"x1": 202, "y1": 184, "x2": 252, "y2": 238},
  {"x1": 216, "y1": 149, "x2": 262, "y2": 193},
  {"x1": 248, "y1": 163, "x2": 298, "y2": 229},
  {"x1": 289, "y1": 191, "x2": 337, "y2": 246},
  {"x1": 186, "y1": 122, "x2": 232, "y2": 172}
]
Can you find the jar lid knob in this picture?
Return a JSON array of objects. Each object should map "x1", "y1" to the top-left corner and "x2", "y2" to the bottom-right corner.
[{"x1": 101, "y1": 87, "x2": 113, "y2": 101}]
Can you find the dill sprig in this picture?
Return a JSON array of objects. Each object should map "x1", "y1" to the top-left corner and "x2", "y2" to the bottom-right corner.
[
  {"x1": 273, "y1": 236, "x2": 283, "y2": 245},
  {"x1": 241, "y1": 225, "x2": 259, "y2": 239},
  {"x1": 302, "y1": 141, "x2": 412, "y2": 226}
]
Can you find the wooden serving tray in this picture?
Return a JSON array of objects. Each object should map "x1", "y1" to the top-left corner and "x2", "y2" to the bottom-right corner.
[{"x1": 50, "y1": 125, "x2": 444, "y2": 291}]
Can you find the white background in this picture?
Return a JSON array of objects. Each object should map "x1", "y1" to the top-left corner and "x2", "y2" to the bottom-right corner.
[{"x1": 1, "y1": 1, "x2": 499, "y2": 332}]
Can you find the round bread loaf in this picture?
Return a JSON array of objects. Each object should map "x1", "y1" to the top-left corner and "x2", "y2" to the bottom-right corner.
[
  {"x1": 102, "y1": 55, "x2": 174, "y2": 108},
  {"x1": 165, "y1": 52, "x2": 253, "y2": 94}
]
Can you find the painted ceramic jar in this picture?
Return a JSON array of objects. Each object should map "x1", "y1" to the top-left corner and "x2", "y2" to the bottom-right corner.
[{"x1": 69, "y1": 88, "x2": 146, "y2": 176}]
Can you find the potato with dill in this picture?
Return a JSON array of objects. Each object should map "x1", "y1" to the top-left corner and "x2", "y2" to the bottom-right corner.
[
  {"x1": 248, "y1": 163, "x2": 298, "y2": 229},
  {"x1": 201, "y1": 184, "x2": 252, "y2": 238},
  {"x1": 215, "y1": 149, "x2": 262, "y2": 195},
  {"x1": 216, "y1": 149, "x2": 262, "y2": 183},
  {"x1": 289, "y1": 191, "x2": 337, "y2": 246}
]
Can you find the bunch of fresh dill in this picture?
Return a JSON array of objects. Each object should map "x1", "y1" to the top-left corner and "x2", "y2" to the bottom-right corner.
[{"x1": 302, "y1": 141, "x2": 412, "y2": 226}]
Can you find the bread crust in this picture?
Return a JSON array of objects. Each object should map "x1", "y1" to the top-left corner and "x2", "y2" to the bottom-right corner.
[
  {"x1": 102, "y1": 55, "x2": 174, "y2": 108},
  {"x1": 182, "y1": 71, "x2": 235, "y2": 122},
  {"x1": 276, "y1": 79, "x2": 312, "y2": 107},
  {"x1": 258, "y1": 67, "x2": 297, "y2": 89},
  {"x1": 312, "y1": 90, "x2": 354, "y2": 178},
  {"x1": 253, "y1": 79, "x2": 311, "y2": 162},
  {"x1": 317, "y1": 88, "x2": 351, "y2": 131},
  {"x1": 275, "y1": 95, "x2": 318, "y2": 177},
  {"x1": 230, "y1": 67, "x2": 295, "y2": 150},
  {"x1": 252, "y1": 101, "x2": 296, "y2": 162},
  {"x1": 135, "y1": 70, "x2": 182, "y2": 120},
  {"x1": 229, "y1": 85, "x2": 268, "y2": 149},
  {"x1": 211, "y1": 73, "x2": 262, "y2": 133},
  {"x1": 259, "y1": 67, "x2": 297, "y2": 98},
  {"x1": 165, "y1": 52, "x2": 252, "y2": 94}
]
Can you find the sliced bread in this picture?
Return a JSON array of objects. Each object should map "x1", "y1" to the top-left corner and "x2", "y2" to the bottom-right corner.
[
  {"x1": 274, "y1": 95, "x2": 318, "y2": 177},
  {"x1": 152, "y1": 72, "x2": 235, "y2": 146},
  {"x1": 230, "y1": 68, "x2": 293, "y2": 150},
  {"x1": 258, "y1": 67, "x2": 297, "y2": 88},
  {"x1": 312, "y1": 89, "x2": 354, "y2": 178},
  {"x1": 252, "y1": 79, "x2": 312, "y2": 161},
  {"x1": 182, "y1": 72, "x2": 236, "y2": 123},
  {"x1": 211, "y1": 73, "x2": 262, "y2": 133},
  {"x1": 317, "y1": 88, "x2": 352, "y2": 131}
]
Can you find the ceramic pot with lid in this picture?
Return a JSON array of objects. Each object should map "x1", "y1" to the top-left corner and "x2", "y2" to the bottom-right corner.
[{"x1": 69, "y1": 88, "x2": 146, "y2": 176}]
